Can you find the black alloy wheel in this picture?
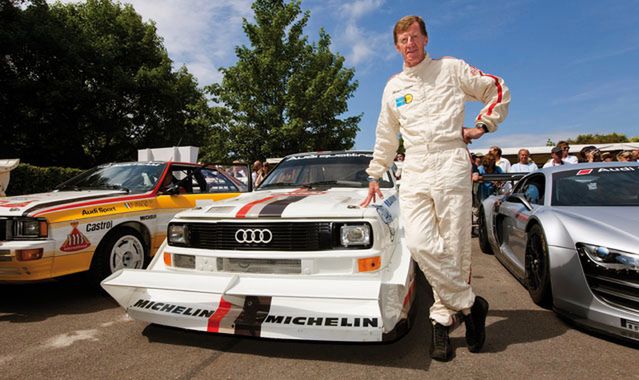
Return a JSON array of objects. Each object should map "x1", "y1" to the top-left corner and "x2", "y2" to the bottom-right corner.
[
  {"x1": 525, "y1": 224, "x2": 552, "y2": 308},
  {"x1": 478, "y1": 207, "x2": 493, "y2": 255}
]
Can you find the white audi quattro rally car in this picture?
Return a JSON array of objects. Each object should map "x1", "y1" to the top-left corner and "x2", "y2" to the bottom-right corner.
[{"x1": 102, "y1": 151, "x2": 416, "y2": 342}]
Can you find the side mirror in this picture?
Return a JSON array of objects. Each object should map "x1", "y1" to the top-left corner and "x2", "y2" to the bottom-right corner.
[{"x1": 506, "y1": 193, "x2": 533, "y2": 211}]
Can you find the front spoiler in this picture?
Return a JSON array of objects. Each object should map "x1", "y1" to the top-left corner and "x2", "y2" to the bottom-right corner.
[{"x1": 102, "y1": 268, "x2": 414, "y2": 342}]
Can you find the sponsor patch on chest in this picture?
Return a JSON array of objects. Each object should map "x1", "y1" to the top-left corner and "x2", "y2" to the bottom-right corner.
[{"x1": 395, "y1": 94, "x2": 413, "y2": 107}]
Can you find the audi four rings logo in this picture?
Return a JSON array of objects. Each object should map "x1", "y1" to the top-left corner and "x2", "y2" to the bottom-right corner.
[{"x1": 235, "y1": 229, "x2": 273, "y2": 244}]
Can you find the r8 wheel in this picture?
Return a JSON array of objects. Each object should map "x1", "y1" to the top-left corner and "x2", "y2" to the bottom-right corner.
[
  {"x1": 525, "y1": 224, "x2": 552, "y2": 308},
  {"x1": 478, "y1": 206, "x2": 493, "y2": 255}
]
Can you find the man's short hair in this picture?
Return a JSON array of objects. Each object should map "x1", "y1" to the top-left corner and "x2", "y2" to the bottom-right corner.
[
  {"x1": 557, "y1": 141, "x2": 569, "y2": 149},
  {"x1": 489, "y1": 146, "x2": 502, "y2": 157},
  {"x1": 518, "y1": 148, "x2": 530, "y2": 155},
  {"x1": 393, "y1": 15, "x2": 427, "y2": 44}
]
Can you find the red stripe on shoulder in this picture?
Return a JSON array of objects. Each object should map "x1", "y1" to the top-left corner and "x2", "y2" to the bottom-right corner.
[{"x1": 477, "y1": 73, "x2": 503, "y2": 120}]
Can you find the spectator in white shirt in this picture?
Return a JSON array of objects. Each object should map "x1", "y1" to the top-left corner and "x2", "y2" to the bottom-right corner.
[
  {"x1": 509, "y1": 148, "x2": 538, "y2": 172},
  {"x1": 489, "y1": 146, "x2": 511, "y2": 173},
  {"x1": 557, "y1": 141, "x2": 578, "y2": 164},
  {"x1": 543, "y1": 146, "x2": 565, "y2": 168}
]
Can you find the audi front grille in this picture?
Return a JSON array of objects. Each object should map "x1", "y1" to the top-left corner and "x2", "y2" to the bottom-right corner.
[
  {"x1": 578, "y1": 251, "x2": 639, "y2": 312},
  {"x1": 168, "y1": 222, "x2": 372, "y2": 251}
]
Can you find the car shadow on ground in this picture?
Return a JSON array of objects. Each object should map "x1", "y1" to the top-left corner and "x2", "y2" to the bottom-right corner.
[
  {"x1": 141, "y1": 271, "x2": 570, "y2": 370},
  {"x1": 0, "y1": 274, "x2": 118, "y2": 323}
]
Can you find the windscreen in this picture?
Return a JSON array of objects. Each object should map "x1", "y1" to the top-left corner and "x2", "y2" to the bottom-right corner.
[
  {"x1": 56, "y1": 162, "x2": 166, "y2": 193},
  {"x1": 259, "y1": 152, "x2": 393, "y2": 190},
  {"x1": 552, "y1": 166, "x2": 639, "y2": 206}
]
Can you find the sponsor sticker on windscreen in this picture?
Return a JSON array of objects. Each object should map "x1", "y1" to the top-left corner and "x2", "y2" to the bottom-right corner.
[{"x1": 576, "y1": 169, "x2": 592, "y2": 176}]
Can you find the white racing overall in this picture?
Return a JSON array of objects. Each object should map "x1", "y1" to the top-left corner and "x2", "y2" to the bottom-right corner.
[{"x1": 367, "y1": 54, "x2": 510, "y2": 325}]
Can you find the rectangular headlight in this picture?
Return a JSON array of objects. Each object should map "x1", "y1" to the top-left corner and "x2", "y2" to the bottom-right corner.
[
  {"x1": 340, "y1": 224, "x2": 371, "y2": 247},
  {"x1": 168, "y1": 224, "x2": 188, "y2": 245},
  {"x1": 15, "y1": 218, "x2": 48, "y2": 239}
]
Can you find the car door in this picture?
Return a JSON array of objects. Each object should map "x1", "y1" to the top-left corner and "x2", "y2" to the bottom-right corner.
[{"x1": 497, "y1": 173, "x2": 546, "y2": 276}]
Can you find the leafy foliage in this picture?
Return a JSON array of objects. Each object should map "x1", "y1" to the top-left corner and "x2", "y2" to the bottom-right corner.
[
  {"x1": 566, "y1": 133, "x2": 630, "y2": 144},
  {"x1": 0, "y1": 0, "x2": 207, "y2": 168},
  {"x1": 6, "y1": 163, "x2": 83, "y2": 196},
  {"x1": 203, "y1": 0, "x2": 360, "y2": 162}
]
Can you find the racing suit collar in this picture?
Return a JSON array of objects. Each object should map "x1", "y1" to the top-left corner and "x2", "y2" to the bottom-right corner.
[{"x1": 403, "y1": 53, "x2": 431, "y2": 75}]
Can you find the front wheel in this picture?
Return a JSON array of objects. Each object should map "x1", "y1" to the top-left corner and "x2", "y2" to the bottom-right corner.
[
  {"x1": 525, "y1": 224, "x2": 552, "y2": 308},
  {"x1": 478, "y1": 207, "x2": 493, "y2": 255},
  {"x1": 89, "y1": 227, "x2": 147, "y2": 284}
]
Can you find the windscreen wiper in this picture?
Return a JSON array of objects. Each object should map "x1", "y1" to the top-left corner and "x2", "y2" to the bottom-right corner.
[
  {"x1": 302, "y1": 180, "x2": 364, "y2": 188},
  {"x1": 259, "y1": 182, "x2": 297, "y2": 189}
]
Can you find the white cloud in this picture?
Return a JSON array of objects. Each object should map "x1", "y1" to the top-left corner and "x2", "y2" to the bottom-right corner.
[
  {"x1": 53, "y1": 0, "x2": 253, "y2": 87},
  {"x1": 339, "y1": 0, "x2": 383, "y2": 20},
  {"x1": 327, "y1": 0, "x2": 390, "y2": 67},
  {"x1": 474, "y1": 130, "x2": 584, "y2": 150},
  {"x1": 124, "y1": 0, "x2": 253, "y2": 86}
]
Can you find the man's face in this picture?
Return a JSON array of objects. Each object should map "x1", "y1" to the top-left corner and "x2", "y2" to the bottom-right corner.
[
  {"x1": 561, "y1": 145, "x2": 570, "y2": 158},
  {"x1": 395, "y1": 22, "x2": 427, "y2": 67},
  {"x1": 518, "y1": 151, "x2": 529, "y2": 164}
]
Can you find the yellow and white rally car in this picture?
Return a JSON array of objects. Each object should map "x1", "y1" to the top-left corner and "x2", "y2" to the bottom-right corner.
[{"x1": 0, "y1": 161, "x2": 249, "y2": 283}]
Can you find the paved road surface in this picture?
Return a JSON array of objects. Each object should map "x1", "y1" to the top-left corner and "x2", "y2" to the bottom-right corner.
[{"x1": 1, "y1": 239, "x2": 637, "y2": 379}]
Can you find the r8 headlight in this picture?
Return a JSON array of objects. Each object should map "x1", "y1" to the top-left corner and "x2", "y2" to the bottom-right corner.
[
  {"x1": 577, "y1": 243, "x2": 639, "y2": 271},
  {"x1": 168, "y1": 224, "x2": 189, "y2": 246},
  {"x1": 14, "y1": 218, "x2": 48, "y2": 239},
  {"x1": 340, "y1": 224, "x2": 371, "y2": 248}
]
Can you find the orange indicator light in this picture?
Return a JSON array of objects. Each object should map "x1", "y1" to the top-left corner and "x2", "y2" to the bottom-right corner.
[{"x1": 358, "y1": 256, "x2": 381, "y2": 272}]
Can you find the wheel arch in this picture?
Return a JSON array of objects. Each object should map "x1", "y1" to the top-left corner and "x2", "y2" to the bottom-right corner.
[{"x1": 93, "y1": 221, "x2": 152, "y2": 261}]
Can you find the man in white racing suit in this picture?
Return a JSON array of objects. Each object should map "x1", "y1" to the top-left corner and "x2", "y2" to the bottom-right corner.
[{"x1": 360, "y1": 15, "x2": 510, "y2": 361}]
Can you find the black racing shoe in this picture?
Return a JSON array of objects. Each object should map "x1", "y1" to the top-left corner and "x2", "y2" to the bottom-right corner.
[
  {"x1": 464, "y1": 296, "x2": 489, "y2": 353},
  {"x1": 430, "y1": 322, "x2": 453, "y2": 362}
]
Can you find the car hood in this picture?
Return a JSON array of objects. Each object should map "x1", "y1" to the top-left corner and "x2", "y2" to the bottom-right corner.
[
  {"x1": 552, "y1": 207, "x2": 639, "y2": 252},
  {"x1": 0, "y1": 190, "x2": 132, "y2": 217},
  {"x1": 177, "y1": 187, "x2": 390, "y2": 220}
]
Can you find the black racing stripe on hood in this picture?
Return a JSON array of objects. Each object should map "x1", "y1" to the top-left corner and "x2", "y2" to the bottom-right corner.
[
  {"x1": 22, "y1": 193, "x2": 127, "y2": 216},
  {"x1": 258, "y1": 195, "x2": 308, "y2": 218},
  {"x1": 233, "y1": 296, "x2": 272, "y2": 337}
]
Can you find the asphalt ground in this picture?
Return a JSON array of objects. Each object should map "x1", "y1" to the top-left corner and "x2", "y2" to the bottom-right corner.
[{"x1": 1, "y1": 238, "x2": 637, "y2": 379}]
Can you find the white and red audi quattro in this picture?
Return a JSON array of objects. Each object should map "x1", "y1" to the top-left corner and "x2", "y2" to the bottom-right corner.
[
  {"x1": 0, "y1": 162, "x2": 249, "y2": 283},
  {"x1": 102, "y1": 151, "x2": 415, "y2": 342}
]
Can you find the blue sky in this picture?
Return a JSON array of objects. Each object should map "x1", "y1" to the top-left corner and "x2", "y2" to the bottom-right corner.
[{"x1": 60, "y1": 0, "x2": 639, "y2": 150}]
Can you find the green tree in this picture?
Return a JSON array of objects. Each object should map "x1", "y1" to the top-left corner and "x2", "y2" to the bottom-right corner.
[
  {"x1": 566, "y1": 133, "x2": 629, "y2": 144},
  {"x1": 204, "y1": 0, "x2": 360, "y2": 162},
  {"x1": 0, "y1": 0, "x2": 207, "y2": 168}
]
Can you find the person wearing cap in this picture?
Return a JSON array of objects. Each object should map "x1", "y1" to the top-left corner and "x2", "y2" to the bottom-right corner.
[{"x1": 543, "y1": 146, "x2": 565, "y2": 168}]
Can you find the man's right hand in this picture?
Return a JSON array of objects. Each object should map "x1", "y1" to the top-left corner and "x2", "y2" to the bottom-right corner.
[{"x1": 359, "y1": 181, "x2": 383, "y2": 208}]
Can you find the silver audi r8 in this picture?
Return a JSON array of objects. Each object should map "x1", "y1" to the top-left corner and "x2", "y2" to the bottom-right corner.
[{"x1": 478, "y1": 162, "x2": 639, "y2": 343}]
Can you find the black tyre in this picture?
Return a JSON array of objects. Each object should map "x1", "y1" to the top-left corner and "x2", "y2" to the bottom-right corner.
[
  {"x1": 525, "y1": 224, "x2": 552, "y2": 307},
  {"x1": 89, "y1": 227, "x2": 147, "y2": 284},
  {"x1": 478, "y1": 207, "x2": 493, "y2": 255}
]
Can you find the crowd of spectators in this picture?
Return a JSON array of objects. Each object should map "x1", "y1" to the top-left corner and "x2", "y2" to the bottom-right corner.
[{"x1": 470, "y1": 142, "x2": 639, "y2": 208}]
